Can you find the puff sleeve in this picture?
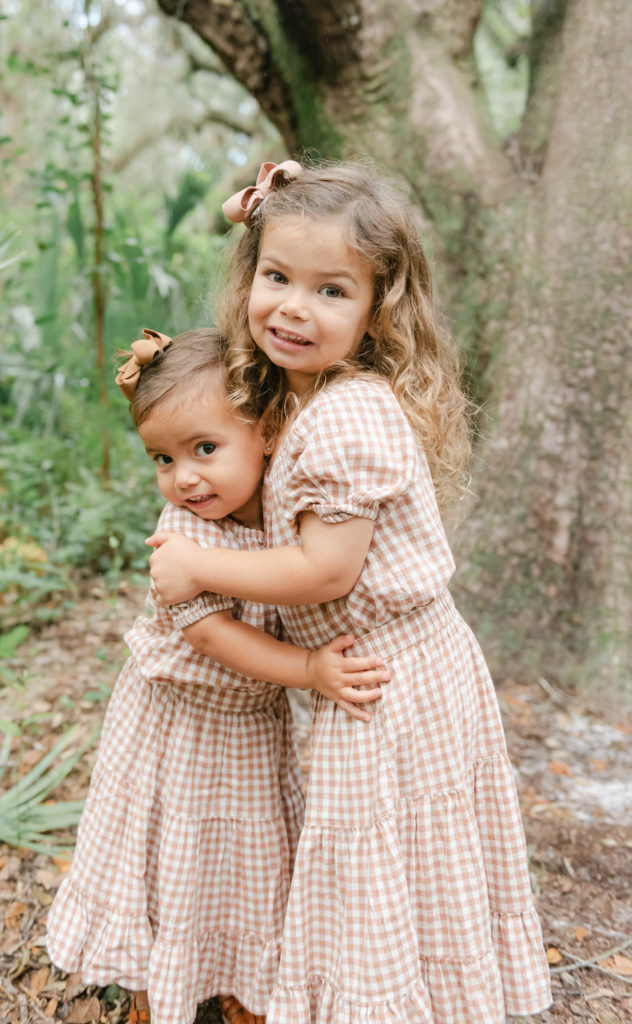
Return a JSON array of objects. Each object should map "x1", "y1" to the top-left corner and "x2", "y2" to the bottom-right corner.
[{"x1": 284, "y1": 379, "x2": 418, "y2": 529}]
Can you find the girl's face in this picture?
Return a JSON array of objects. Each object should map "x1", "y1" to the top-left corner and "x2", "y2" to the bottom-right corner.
[
  {"x1": 247, "y1": 215, "x2": 375, "y2": 394},
  {"x1": 138, "y1": 374, "x2": 267, "y2": 529}
]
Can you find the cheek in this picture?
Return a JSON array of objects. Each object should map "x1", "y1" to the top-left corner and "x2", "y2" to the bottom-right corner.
[
  {"x1": 247, "y1": 284, "x2": 264, "y2": 321},
  {"x1": 156, "y1": 475, "x2": 172, "y2": 499}
]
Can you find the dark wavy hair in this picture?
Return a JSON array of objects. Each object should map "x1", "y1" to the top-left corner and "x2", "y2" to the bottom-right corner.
[{"x1": 117, "y1": 328, "x2": 227, "y2": 427}]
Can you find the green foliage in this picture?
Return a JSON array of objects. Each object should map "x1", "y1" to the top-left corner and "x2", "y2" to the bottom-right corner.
[
  {"x1": 474, "y1": 0, "x2": 531, "y2": 137},
  {"x1": 0, "y1": 1, "x2": 237, "y2": 623},
  {"x1": 0, "y1": 625, "x2": 29, "y2": 660},
  {"x1": 0, "y1": 724, "x2": 97, "y2": 857}
]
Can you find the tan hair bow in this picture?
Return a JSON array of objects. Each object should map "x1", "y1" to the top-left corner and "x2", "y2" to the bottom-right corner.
[
  {"x1": 222, "y1": 160, "x2": 302, "y2": 224},
  {"x1": 115, "y1": 328, "x2": 172, "y2": 400}
]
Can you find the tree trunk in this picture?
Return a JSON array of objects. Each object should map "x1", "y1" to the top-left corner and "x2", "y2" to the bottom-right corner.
[
  {"x1": 456, "y1": 0, "x2": 632, "y2": 688},
  {"x1": 156, "y1": 0, "x2": 632, "y2": 689}
]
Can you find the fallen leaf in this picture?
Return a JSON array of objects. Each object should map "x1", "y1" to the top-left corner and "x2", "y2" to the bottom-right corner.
[
  {"x1": 586, "y1": 988, "x2": 615, "y2": 1000},
  {"x1": 33, "y1": 888, "x2": 54, "y2": 907},
  {"x1": 44, "y1": 998, "x2": 59, "y2": 1017},
  {"x1": 574, "y1": 926, "x2": 589, "y2": 941},
  {"x1": 587, "y1": 756, "x2": 606, "y2": 772},
  {"x1": 503, "y1": 694, "x2": 529, "y2": 710},
  {"x1": 549, "y1": 760, "x2": 572, "y2": 776},
  {"x1": 0, "y1": 855, "x2": 20, "y2": 881},
  {"x1": 64, "y1": 971, "x2": 87, "y2": 1000},
  {"x1": 4, "y1": 901, "x2": 26, "y2": 929},
  {"x1": 28, "y1": 965, "x2": 50, "y2": 996},
  {"x1": 546, "y1": 946, "x2": 562, "y2": 964},
  {"x1": 599, "y1": 953, "x2": 632, "y2": 976},
  {"x1": 51, "y1": 855, "x2": 72, "y2": 871},
  {"x1": 0, "y1": 929, "x2": 20, "y2": 953},
  {"x1": 35, "y1": 869, "x2": 63, "y2": 890},
  {"x1": 64, "y1": 995, "x2": 101, "y2": 1022}
]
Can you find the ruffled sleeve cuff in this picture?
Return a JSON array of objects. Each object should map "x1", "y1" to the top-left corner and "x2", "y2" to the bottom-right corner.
[
  {"x1": 170, "y1": 592, "x2": 234, "y2": 630},
  {"x1": 288, "y1": 498, "x2": 380, "y2": 525}
]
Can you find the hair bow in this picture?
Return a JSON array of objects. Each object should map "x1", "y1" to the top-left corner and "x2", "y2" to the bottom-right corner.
[
  {"x1": 115, "y1": 328, "x2": 172, "y2": 400},
  {"x1": 222, "y1": 160, "x2": 302, "y2": 224}
]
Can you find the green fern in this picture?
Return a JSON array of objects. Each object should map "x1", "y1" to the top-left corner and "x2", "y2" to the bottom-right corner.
[{"x1": 0, "y1": 724, "x2": 97, "y2": 857}]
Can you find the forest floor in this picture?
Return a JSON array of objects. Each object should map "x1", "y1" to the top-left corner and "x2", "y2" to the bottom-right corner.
[{"x1": 0, "y1": 579, "x2": 631, "y2": 1024}]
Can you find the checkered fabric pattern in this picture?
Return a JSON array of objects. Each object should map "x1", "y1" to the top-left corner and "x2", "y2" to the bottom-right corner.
[
  {"x1": 46, "y1": 506, "x2": 305, "y2": 1023},
  {"x1": 263, "y1": 379, "x2": 552, "y2": 1024}
]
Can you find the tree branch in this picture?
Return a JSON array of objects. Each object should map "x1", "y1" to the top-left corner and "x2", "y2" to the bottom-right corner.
[
  {"x1": 87, "y1": 9, "x2": 147, "y2": 47},
  {"x1": 109, "y1": 108, "x2": 257, "y2": 175},
  {"x1": 422, "y1": 0, "x2": 486, "y2": 59},
  {"x1": 156, "y1": 0, "x2": 300, "y2": 150},
  {"x1": 519, "y1": 0, "x2": 571, "y2": 158}
]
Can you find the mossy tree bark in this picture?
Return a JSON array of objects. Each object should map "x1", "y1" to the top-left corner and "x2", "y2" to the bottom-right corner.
[{"x1": 156, "y1": 0, "x2": 632, "y2": 689}]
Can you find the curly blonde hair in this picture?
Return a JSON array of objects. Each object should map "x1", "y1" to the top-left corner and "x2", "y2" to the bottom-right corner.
[{"x1": 217, "y1": 161, "x2": 471, "y2": 516}]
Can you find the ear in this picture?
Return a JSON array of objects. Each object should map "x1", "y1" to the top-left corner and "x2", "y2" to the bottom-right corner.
[{"x1": 259, "y1": 411, "x2": 277, "y2": 454}]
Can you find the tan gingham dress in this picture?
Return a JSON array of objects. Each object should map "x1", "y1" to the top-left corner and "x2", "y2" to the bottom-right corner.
[
  {"x1": 264, "y1": 379, "x2": 552, "y2": 1024},
  {"x1": 46, "y1": 504, "x2": 305, "y2": 1024}
]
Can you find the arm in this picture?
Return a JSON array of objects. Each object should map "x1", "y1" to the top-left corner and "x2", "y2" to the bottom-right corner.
[
  {"x1": 183, "y1": 609, "x2": 389, "y2": 722},
  {"x1": 148, "y1": 512, "x2": 374, "y2": 607}
]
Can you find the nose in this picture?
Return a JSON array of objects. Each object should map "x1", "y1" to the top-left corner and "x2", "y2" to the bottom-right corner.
[
  {"x1": 278, "y1": 286, "x2": 308, "y2": 320},
  {"x1": 174, "y1": 460, "x2": 201, "y2": 490}
]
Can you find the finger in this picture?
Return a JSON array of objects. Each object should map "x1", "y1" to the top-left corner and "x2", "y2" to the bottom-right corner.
[
  {"x1": 342, "y1": 669, "x2": 389, "y2": 686},
  {"x1": 342, "y1": 657, "x2": 389, "y2": 673},
  {"x1": 342, "y1": 685, "x2": 384, "y2": 702},
  {"x1": 337, "y1": 699, "x2": 371, "y2": 722},
  {"x1": 340, "y1": 655, "x2": 385, "y2": 671},
  {"x1": 145, "y1": 530, "x2": 179, "y2": 548},
  {"x1": 328, "y1": 633, "x2": 356, "y2": 653}
]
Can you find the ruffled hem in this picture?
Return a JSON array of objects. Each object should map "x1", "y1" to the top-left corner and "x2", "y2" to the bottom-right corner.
[
  {"x1": 269, "y1": 937, "x2": 551, "y2": 1024},
  {"x1": 149, "y1": 928, "x2": 280, "y2": 1022},
  {"x1": 268, "y1": 946, "x2": 509, "y2": 1024},
  {"x1": 491, "y1": 907, "x2": 552, "y2": 1014},
  {"x1": 268, "y1": 977, "x2": 433, "y2": 1024},
  {"x1": 47, "y1": 883, "x2": 154, "y2": 990},
  {"x1": 48, "y1": 884, "x2": 282, "y2": 1024},
  {"x1": 270, "y1": 777, "x2": 551, "y2": 1023}
]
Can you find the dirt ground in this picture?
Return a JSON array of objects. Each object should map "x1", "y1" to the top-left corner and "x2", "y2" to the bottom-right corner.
[{"x1": 1, "y1": 579, "x2": 631, "y2": 1023}]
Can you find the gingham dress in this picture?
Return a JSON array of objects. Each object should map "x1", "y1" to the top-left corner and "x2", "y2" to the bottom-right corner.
[
  {"x1": 46, "y1": 504, "x2": 305, "y2": 1024},
  {"x1": 264, "y1": 378, "x2": 552, "y2": 1024}
]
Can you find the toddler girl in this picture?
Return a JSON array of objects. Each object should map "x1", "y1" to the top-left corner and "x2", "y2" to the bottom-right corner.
[
  {"x1": 46, "y1": 327, "x2": 389, "y2": 1024},
  {"x1": 148, "y1": 164, "x2": 553, "y2": 1023}
]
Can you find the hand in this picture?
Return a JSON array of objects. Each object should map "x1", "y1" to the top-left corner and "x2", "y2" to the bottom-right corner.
[
  {"x1": 306, "y1": 634, "x2": 390, "y2": 722},
  {"x1": 146, "y1": 530, "x2": 205, "y2": 605}
]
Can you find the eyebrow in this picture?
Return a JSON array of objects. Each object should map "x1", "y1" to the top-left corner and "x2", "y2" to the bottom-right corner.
[
  {"x1": 259, "y1": 253, "x2": 359, "y2": 283},
  {"x1": 143, "y1": 434, "x2": 219, "y2": 455}
]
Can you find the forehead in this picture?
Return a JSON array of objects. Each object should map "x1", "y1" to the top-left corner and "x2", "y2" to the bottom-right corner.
[
  {"x1": 260, "y1": 215, "x2": 371, "y2": 274},
  {"x1": 139, "y1": 379, "x2": 232, "y2": 441}
]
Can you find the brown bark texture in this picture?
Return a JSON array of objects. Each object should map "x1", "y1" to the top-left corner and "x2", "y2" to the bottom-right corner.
[{"x1": 156, "y1": 0, "x2": 632, "y2": 690}]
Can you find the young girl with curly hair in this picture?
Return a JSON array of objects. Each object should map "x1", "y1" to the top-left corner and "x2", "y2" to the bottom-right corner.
[
  {"x1": 47, "y1": 327, "x2": 388, "y2": 1024},
  {"x1": 148, "y1": 163, "x2": 552, "y2": 1024}
]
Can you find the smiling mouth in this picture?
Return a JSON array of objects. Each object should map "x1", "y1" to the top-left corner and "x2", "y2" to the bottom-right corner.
[
  {"x1": 271, "y1": 327, "x2": 313, "y2": 346},
  {"x1": 185, "y1": 494, "x2": 216, "y2": 506}
]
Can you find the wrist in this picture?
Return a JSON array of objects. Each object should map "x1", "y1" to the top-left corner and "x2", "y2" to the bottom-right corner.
[
  {"x1": 195, "y1": 548, "x2": 216, "y2": 593},
  {"x1": 302, "y1": 650, "x2": 314, "y2": 691}
]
